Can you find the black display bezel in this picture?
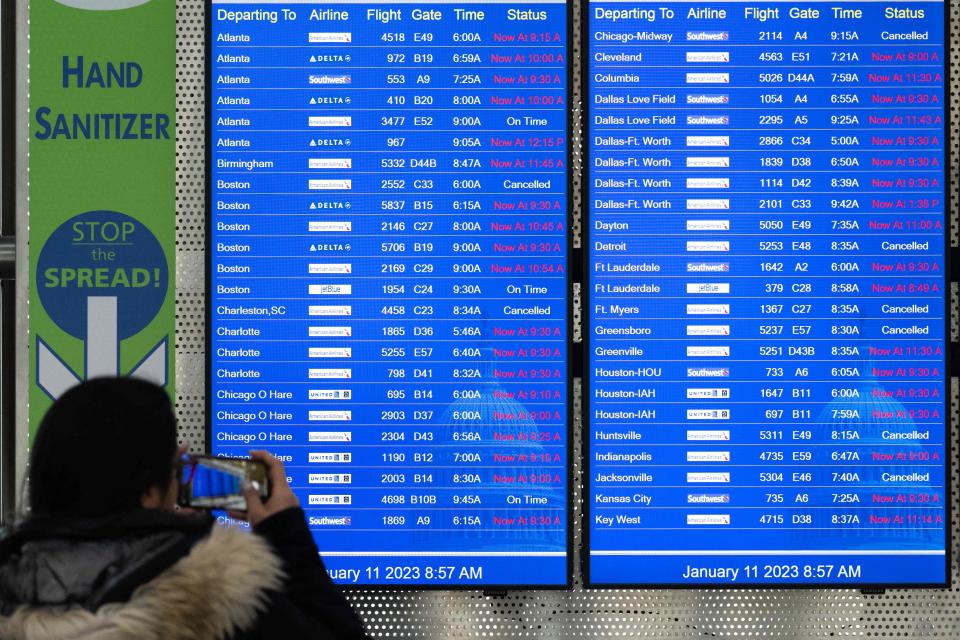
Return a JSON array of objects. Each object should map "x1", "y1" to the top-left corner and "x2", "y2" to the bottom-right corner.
[
  {"x1": 204, "y1": 0, "x2": 576, "y2": 590},
  {"x1": 579, "y1": 0, "x2": 953, "y2": 590}
]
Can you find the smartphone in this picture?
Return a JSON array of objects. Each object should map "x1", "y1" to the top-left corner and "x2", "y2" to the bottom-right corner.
[{"x1": 177, "y1": 454, "x2": 269, "y2": 510}]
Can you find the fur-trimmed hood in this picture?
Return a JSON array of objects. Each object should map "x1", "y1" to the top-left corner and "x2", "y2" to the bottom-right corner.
[{"x1": 0, "y1": 525, "x2": 284, "y2": 640}]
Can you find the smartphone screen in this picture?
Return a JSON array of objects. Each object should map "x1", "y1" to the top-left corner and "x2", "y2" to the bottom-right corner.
[{"x1": 177, "y1": 454, "x2": 269, "y2": 510}]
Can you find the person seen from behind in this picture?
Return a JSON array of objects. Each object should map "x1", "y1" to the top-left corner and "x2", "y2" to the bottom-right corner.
[{"x1": 0, "y1": 377, "x2": 367, "y2": 640}]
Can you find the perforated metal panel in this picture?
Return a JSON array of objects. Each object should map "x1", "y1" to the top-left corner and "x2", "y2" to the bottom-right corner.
[{"x1": 172, "y1": 0, "x2": 960, "y2": 636}]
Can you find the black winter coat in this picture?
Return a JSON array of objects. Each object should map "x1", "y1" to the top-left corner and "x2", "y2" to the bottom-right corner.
[{"x1": 0, "y1": 507, "x2": 367, "y2": 640}]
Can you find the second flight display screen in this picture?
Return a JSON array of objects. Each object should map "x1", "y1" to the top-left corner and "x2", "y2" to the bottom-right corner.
[{"x1": 586, "y1": 1, "x2": 948, "y2": 587}]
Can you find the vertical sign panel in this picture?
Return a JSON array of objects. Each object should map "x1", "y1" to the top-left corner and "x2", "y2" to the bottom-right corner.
[
  {"x1": 29, "y1": 0, "x2": 176, "y2": 434},
  {"x1": 209, "y1": 0, "x2": 570, "y2": 587},
  {"x1": 586, "y1": 1, "x2": 949, "y2": 587}
]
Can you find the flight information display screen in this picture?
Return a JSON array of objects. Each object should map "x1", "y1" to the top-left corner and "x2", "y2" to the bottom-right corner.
[
  {"x1": 586, "y1": 1, "x2": 949, "y2": 586},
  {"x1": 209, "y1": 0, "x2": 570, "y2": 587}
]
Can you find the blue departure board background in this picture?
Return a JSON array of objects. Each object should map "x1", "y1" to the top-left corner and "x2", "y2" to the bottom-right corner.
[
  {"x1": 586, "y1": 1, "x2": 949, "y2": 586},
  {"x1": 209, "y1": 0, "x2": 569, "y2": 587}
]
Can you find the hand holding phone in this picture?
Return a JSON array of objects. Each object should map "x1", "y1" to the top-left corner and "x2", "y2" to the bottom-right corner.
[
  {"x1": 232, "y1": 450, "x2": 301, "y2": 527},
  {"x1": 177, "y1": 454, "x2": 270, "y2": 511}
]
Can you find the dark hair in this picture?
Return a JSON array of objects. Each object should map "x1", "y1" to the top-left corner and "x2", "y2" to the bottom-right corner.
[{"x1": 28, "y1": 377, "x2": 178, "y2": 519}]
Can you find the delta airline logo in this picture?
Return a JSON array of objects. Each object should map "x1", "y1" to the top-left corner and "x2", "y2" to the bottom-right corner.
[{"x1": 54, "y1": 0, "x2": 153, "y2": 9}]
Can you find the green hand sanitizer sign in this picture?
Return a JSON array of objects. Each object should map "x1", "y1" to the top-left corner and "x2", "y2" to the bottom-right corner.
[{"x1": 29, "y1": 0, "x2": 175, "y2": 437}]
